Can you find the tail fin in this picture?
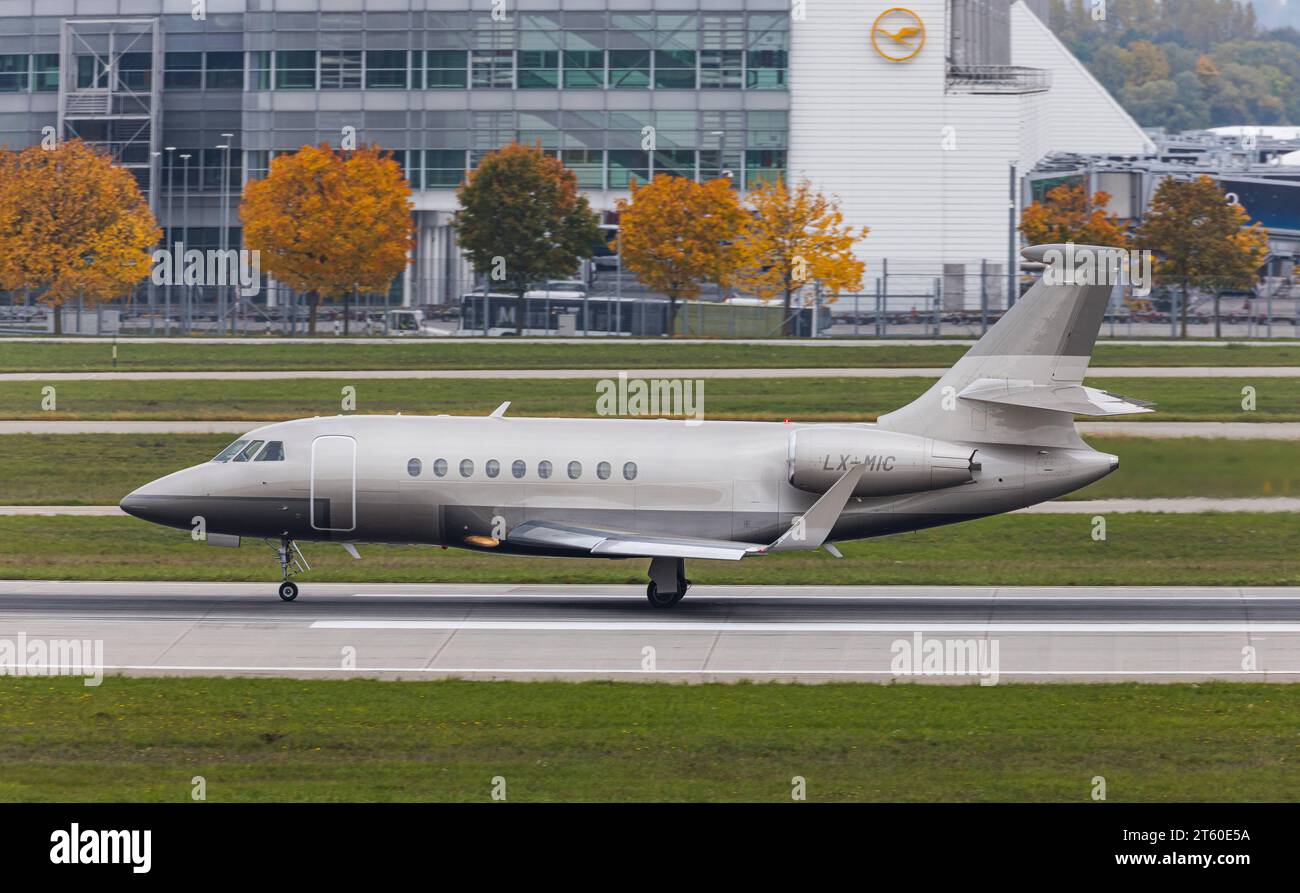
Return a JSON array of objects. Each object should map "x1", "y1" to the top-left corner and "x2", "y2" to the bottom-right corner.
[{"x1": 876, "y1": 243, "x2": 1150, "y2": 446}]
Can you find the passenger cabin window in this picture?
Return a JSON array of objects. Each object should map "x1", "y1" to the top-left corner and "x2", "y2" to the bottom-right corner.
[
  {"x1": 255, "y1": 441, "x2": 285, "y2": 462},
  {"x1": 538, "y1": 460, "x2": 552, "y2": 479},
  {"x1": 407, "y1": 458, "x2": 422, "y2": 477},
  {"x1": 486, "y1": 459, "x2": 500, "y2": 478},
  {"x1": 567, "y1": 461, "x2": 582, "y2": 479},
  {"x1": 597, "y1": 461, "x2": 611, "y2": 480},
  {"x1": 212, "y1": 439, "x2": 249, "y2": 462},
  {"x1": 459, "y1": 459, "x2": 474, "y2": 477},
  {"x1": 512, "y1": 460, "x2": 526, "y2": 479},
  {"x1": 433, "y1": 458, "x2": 447, "y2": 477},
  {"x1": 623, "y1": 461, "x2": 638, "y2": 481},
  {"x1": 233, "y1": 440, "x2": 264, "y2": 462}
]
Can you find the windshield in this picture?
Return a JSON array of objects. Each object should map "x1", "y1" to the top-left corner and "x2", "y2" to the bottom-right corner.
[{"x1": 212, "y1": 439, "x2": 249, "y2": 462}]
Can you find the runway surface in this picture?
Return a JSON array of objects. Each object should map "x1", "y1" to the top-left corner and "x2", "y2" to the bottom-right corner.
[
  {"x1": 6, "y1": 337, "x2": 1296, "y2": 346},
  {"x1": 5, "y1": 497, "x2": 1297, "y2": 516},
  {"x1": 3, "y1": 581, "x2": 1299, "y2": 683},
  {"x1": 3, "y1": 366, "x2": 1294, "y2": 381},
  {"x1": 3, "y1": 420, "x2": 1297, "y2": 439}
]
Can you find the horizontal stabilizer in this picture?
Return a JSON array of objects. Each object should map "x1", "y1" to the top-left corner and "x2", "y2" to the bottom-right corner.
[{"x1": 958, "y1": 378, "x2": 1154, "y2": 416}]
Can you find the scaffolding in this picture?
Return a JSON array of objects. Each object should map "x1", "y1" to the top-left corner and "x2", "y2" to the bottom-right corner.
[{"x1": 57, "y1": 18, "x2": 163, "y2": 212}]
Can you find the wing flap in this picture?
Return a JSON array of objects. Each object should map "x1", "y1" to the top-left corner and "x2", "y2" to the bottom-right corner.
[{"x1": 507, "y1": 520, "x2": 763, "y2": 561}]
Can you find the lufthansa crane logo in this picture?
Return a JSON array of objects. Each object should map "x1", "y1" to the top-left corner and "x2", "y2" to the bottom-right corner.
[{"x1": 871, "y1": 7, "x2": 925, "y2": 62}]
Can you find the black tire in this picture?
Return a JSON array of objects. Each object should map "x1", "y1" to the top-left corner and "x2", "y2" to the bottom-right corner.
[
  {"x1": 646, "y1": 581, "x2": 678, "y2": 608},
  {"x1": 278, "y1": 581, "x2": 299, "y2": 602}
]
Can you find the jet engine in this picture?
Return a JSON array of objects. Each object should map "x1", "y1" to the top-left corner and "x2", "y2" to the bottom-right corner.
[{"x1": 787, "y1": 426, "x2": 978, "y2": 498}]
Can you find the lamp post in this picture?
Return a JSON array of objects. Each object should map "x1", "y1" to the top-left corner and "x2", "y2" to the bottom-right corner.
[
  {"x1": 163, "y1": 146, "x2": 175, "y2": 335},
  {"x1": 179, "y1": 153, "x2": 191, "y2": 333},
  {"x1": 219, "y1": 132, "x2": 234, "y2": 335}
]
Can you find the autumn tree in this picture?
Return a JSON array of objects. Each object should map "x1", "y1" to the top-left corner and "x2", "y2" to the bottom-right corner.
[
  {"x1": 734, "y1": 178, "x2": 867, "y2": 336},
  {"x1": 241, "y1": 144, "x2": 413, "y2": 335},
  {"x1": 454, "y1": 142, "x2": 601, "y2": 335},
  {"x1": 1136, "y1": 175, "x2": 1269, "y2": 337},
  {"x1": 614, "y1": 174, "x2": 746, "y2": 334},
  {"x1": 1019, "y1": 182, "x2": 1131, "y2": 248},
  {"x1": 0, "y1": 140, "x2": 159, "y2": 333}
]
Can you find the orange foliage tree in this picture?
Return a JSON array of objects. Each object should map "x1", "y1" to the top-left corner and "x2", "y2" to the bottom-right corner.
[
  {"x1": 241, "y1": 144, "x2": 414, "y2": 334},
  {"x1": 734, "y1": 179, "x2": 866, "y2": 336},
  {"x1": 614, "y1": 174, "x2": 746, "y2": 333},
  {"x1": 1136, "y1": 174, "x2": 1269, "y2": 337},
  {"x1": 1019, "y1": 182, "x2": 1131, "y2": 248},
  {"x1": 0, "y1": 140, "x2": 159, "y2": 333}
]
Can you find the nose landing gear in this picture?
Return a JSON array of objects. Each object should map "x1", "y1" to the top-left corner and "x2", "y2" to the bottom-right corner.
[{"x1": 267, "y1": 537, "x2": 309, "y2": 602}]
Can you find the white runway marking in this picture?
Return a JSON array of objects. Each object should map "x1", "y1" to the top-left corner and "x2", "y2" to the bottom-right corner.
[{"x1": 312, "y1": 620, "x2": 1300, "y2": 633}]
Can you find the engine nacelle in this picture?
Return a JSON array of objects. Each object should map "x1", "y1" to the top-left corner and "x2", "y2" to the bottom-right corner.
[{"x1": 788, "y1": 426, "x2": 978, "y2": 497}]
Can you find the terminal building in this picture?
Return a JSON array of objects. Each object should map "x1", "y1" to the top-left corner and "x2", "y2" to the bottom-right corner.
[{"x1": 0, "y1": 0, "x2": 1152, "y2": 310}]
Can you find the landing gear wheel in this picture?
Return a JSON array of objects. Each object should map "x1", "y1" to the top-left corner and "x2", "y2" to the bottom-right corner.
[
  {"x1": 278, "y1": 581, "x2": 299, "y2": 602},
  {"x1": 646, "y1": 581, "x2": 681, "y2": 608}
]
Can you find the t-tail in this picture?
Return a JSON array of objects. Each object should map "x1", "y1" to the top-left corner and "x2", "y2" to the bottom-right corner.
[{"x1": 876, "y1": 243, "x2": 1152, "y2": 448}]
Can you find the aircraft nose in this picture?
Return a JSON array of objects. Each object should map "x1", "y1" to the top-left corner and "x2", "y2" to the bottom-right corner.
[{"x1": 119, "y1": 466, "x2": 210, "y2": 529}]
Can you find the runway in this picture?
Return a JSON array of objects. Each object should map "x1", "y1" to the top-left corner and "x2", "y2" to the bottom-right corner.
[
  {"x1": 2, "y1": 366, "x2": 1294, "y2": 381},
  {"x1": 3, "y1": 581, "x2": 1299, "y2": 683}
]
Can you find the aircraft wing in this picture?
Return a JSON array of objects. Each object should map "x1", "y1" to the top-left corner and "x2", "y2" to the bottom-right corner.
[
  {"x1": 506, "y1": 520, "x2": 765, "y2": 560},
  {"x1": 506, "y1": 463, "x2": 868, "y2": 560}
]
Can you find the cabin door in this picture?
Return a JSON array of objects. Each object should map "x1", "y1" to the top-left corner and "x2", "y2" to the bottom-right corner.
[{"x1": 310, "y1": 435, "x2": 356, "y2": 532}]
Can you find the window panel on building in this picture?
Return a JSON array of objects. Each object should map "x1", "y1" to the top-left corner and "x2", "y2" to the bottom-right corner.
[
  {"x1": 517, "y1": 50, "x2": 558, "y2": 88},
  {"x1": 654, "y1": 49, "x2": 696, "y2": 89},
  {"x1": 608, "y1": 150, "x2": 649, "y2": 188},
  {"x1": 365, "y1": 51, "x2": 407, "y2": 89},
  {"x1": 205, "y1": 51, "x2": 243, "y2": 89},
  {"x1": 425, "y1": 149, "x2": 466, "y2": 187},
  {"x1": 563, "y1": 149, "x2": 604, "y2": 188},
  {"x1": 699, "y1": 150, "x2": 742, "y2": 185},
  {"x1": 562, "y1": 49, "x2": 603, "y2": 88},
  {"x1": 424, "y1": 50, "x2": 467, "y2": 88},
  {"x1": 249, "y1": 51, "x2": 271, "y2": 90},
  {"x1": 745, "y1": 149, "x2": 786, "y2": 188},
  {"x1": 320, "y1": 49, "x2": 362, "y2": 89},
  {"x1": 0, "y1": 55, "x2": 28, "y2": 93},
  {"x1": 700, "y1": 50, "x2": 743, "y2": 88},
  {"x1": 653, "y1": 149, "x2": 695, "y2": 179},
  {"x1": 246, "y1": 149, "x2": 269, "y2": 181},
  {"x1": 608, "y1": 50, "x2": 649, "y2": 89},
  {"x1": 33, "y1": 54, "x2": 58, "y2": 92},
  {"x1": 275, "y1": 50, "x2": 316, "y2": 89},
  {"x1": 471, "y1": 49, "x2": 513, "y2": 88},
  {"x1": 163, "y1": 52, "x2": 201, "y2": 89},
  {"x1": 76, "y1": 55, "x2": 107, "y2": 89}
]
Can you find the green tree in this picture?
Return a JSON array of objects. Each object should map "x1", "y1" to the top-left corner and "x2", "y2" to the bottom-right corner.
[{"x1": 454, "y1": 142, "x2": 601, "y2": 335}]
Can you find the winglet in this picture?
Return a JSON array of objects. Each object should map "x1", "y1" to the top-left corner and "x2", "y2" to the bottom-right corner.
[
  {"x1": 489, "y1": 401, "x2": 510, "y2": 418},
  {"x1": 764, "y1": 462, "x2": 867, "y2": 553}
]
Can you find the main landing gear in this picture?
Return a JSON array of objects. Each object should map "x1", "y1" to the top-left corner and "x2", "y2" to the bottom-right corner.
[
  {"x1": 268, "y1": 536, "x2": 309, "y2": 602},
  {"x1": 646, "y1": 556, "x2": 690, "y2": 608}
]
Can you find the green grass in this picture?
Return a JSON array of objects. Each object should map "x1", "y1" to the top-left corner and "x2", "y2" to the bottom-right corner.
[
  {"x1": 5, "y1": 339, "x2": 1300, "y2": 373},
  {"x1": 0, "y1": 677, "x2": 1296, "y2": 801},
  {"x1": 1, "y1": 513, "x2": 1295, "y2": 585},
  {"x1": 4, "y1": 375, "x2": 1297, "y2": 421},
  {"x1": 1, "y1": 434, "x2": 1296, "y2": 505}
]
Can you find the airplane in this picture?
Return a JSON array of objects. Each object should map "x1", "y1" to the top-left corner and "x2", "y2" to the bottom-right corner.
[{"x1": 120, "y1": 244, "x2": 1151, "y2": 607}]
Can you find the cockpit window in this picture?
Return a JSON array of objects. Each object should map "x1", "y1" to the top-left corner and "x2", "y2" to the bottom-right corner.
[
  {"x1": 233, "y1": 440, "x2": 265, "y2": 462},
  {"x1": 212, "y1": 439, "x2": 249, "y2": 462},
  {"x1": 254, "y1": 441, "x2": 285, "y2": 462}
]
